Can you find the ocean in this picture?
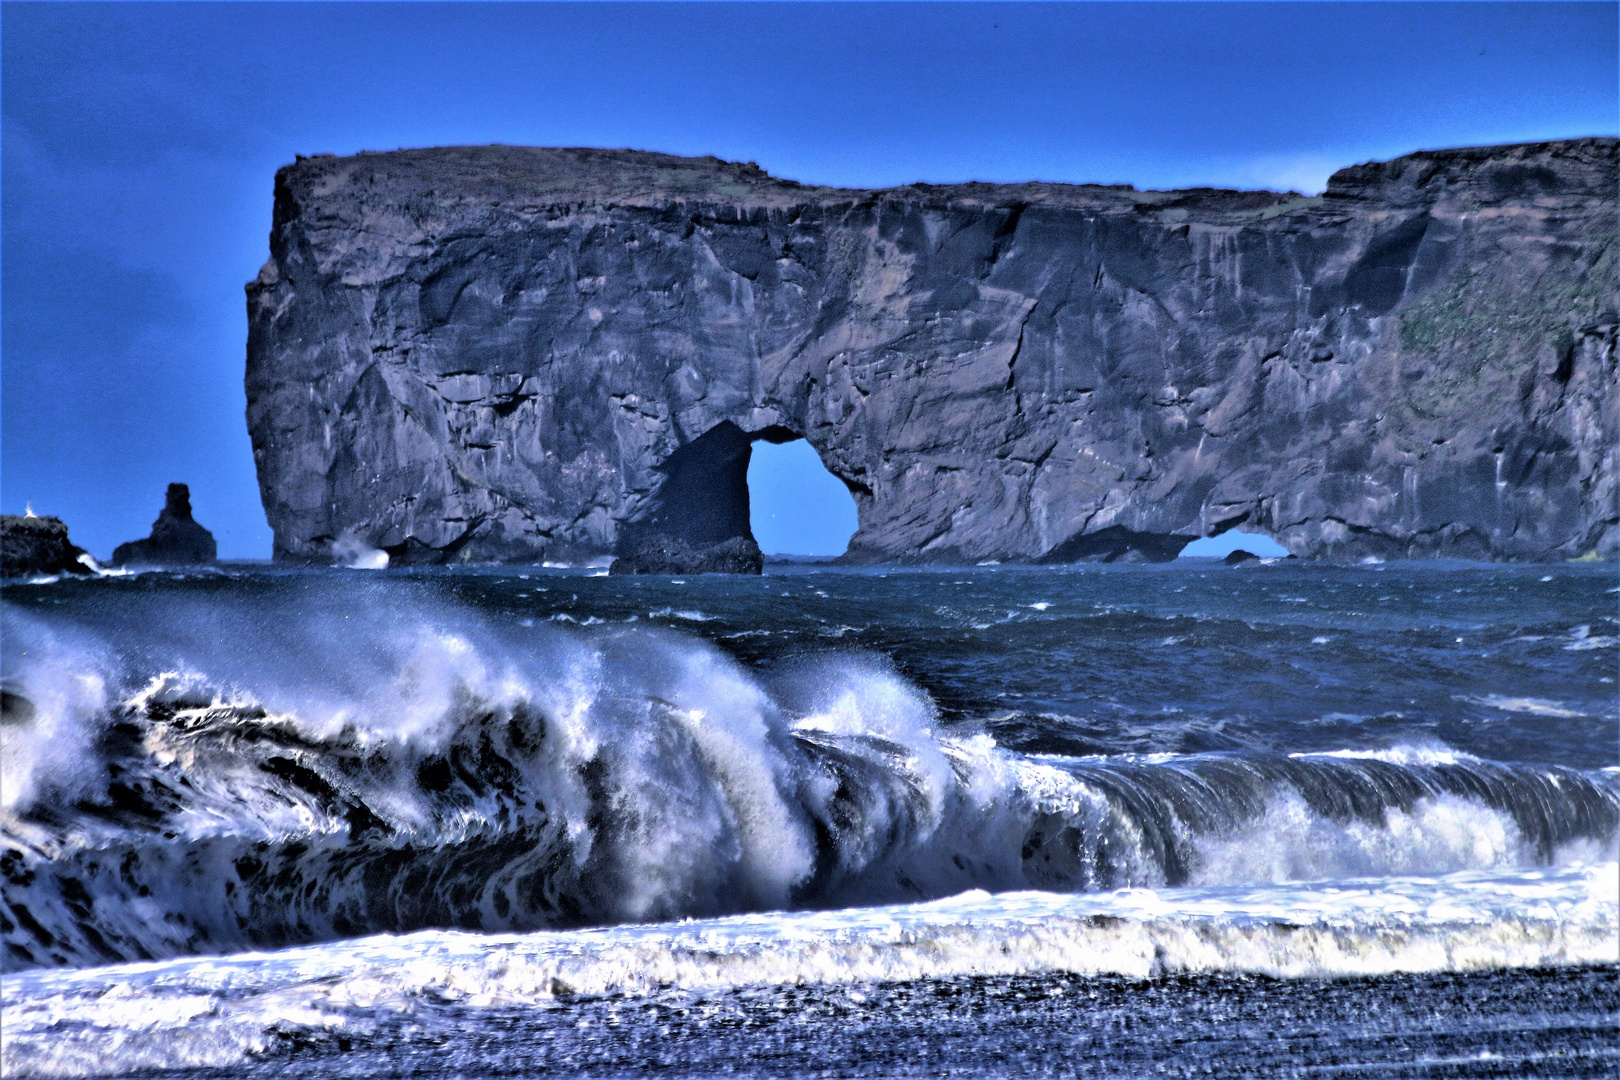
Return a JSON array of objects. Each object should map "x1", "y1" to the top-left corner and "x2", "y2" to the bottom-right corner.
[{"x1": 2, "y1": 561, "x2": 1616, "y2": 1078}]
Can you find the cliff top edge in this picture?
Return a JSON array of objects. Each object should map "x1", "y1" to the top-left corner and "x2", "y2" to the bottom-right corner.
[{"x1": 274, "y1": 137, "x2": 1618, "y2": 214}]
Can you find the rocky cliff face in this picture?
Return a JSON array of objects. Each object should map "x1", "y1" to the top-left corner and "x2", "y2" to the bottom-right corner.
[{"x1": 246, "y1": 139, "x2": 1617, "y2": 564}]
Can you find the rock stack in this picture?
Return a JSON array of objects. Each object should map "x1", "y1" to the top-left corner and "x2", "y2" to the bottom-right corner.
[{"x1": 111, "y1": 484, "x2": 217, "y2": 567}]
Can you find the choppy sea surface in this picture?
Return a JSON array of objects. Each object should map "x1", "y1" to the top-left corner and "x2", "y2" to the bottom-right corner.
[{"x1": 1, "y1": 560, "x2": 1616, "y2": 1078}]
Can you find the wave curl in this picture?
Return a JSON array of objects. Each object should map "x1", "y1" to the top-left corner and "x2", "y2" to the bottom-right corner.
[{"x1": 3, "y1": 591, "x2": 1615, "y2": 969}]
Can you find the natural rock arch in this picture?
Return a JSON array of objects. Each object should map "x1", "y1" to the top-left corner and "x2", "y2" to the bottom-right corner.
[
  {"x1": 610, "y1": 421, "x2": 863, "y2": 573},
  {"x1": 747, "y1": 433, "x2": 861, "y2": 558},
  {"x1": 245, "y1": 142, "x2": 1619, "y2": 566}
]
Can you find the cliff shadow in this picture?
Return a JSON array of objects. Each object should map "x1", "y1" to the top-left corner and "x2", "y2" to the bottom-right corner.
[{"x1": 621, "y1": 421, "x2": 757, "y2": 551}]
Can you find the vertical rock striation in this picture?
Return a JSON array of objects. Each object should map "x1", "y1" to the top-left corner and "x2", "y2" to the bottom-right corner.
[{"x1": 246, "y1": 139, "x2": 1617, "y2": 564}]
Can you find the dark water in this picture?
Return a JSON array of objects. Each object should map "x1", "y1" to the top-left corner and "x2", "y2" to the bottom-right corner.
[
  {"x1": 11, "y1": 560, "x2": 1614, "y2": 762},
  {"x1": 1, "y1": 561, "x2": 1615, "y2": 1077}
]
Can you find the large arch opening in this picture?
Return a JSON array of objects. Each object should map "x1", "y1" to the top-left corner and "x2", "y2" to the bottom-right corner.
[
  {"x1": 1178, "y1": 530, "x2": 1290, "y2": 559},
  {"x1": 747, "y1": 435, "x2": 857, "y2": 558},
  {"x1": 612, "y1": 422, "x2": 858, "y2": 574}
]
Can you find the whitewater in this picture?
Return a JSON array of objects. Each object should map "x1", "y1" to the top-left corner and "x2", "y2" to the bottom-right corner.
[{"x1": 1, "y1": 562, "x2": 1615, "y2": 1077}]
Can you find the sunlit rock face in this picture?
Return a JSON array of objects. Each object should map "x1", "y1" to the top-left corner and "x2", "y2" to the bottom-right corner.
[{"x1": 245, "y1": 139, "x2": 1617, "y2": 564}]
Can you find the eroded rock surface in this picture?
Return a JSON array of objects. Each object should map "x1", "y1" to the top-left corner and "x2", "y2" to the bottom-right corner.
[
  {"x1": 246, "y1": 140, "x2": 1617, "y2": 564},
  {"x1": 111, "y1": 484, "x2": 217, "y2": 567}
]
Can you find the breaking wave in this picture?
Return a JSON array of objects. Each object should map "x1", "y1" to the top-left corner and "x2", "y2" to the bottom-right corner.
[
  {"x1": 3, "y1": 589, "x2": 1617, "y2": 970},
  {"x1": 5, "y1": 866, "x2": 1617, "y2": 1079}
]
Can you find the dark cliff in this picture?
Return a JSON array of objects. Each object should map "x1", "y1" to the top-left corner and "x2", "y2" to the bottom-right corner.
[
  {"x1": 246, "y1": 139, "x2": 1617, "y2": 564},
  {"x1": 0, "y1": 516, "x2": 94, "y2": 578}
]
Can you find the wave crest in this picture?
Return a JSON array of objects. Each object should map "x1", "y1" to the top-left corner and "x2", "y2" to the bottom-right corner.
[{"x1": 2, "y1": 593, "x2": 1615, "y2": 969}]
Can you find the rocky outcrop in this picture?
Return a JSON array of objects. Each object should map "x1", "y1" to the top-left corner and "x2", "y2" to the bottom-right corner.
[
  {"x1": 607, "y1": 420, "x2": 765, "y2": 573},
  {"x1": 0, "y1": 516, "x2": 94, "y2": 578},
  {"x1": 610, "y1": 536, "x2": 763, "y2": 576},
  {"x1": 246, "y1": 139, "x2": 1618, "y2": 565},
  {"x1": 111, "y1": 484, "x2": 217, "y2": 567}
]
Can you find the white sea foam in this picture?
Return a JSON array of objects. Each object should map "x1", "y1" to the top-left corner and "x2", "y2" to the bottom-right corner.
[
  {"x1": 649, "y1": 607, "x2": 715, "y2": 622},
  {"x1": 1465, "y1": 694, "x2": 1588, "y2": 718},
  {"x1": 0, "y1": 619, "x2": 112, "y2": 813},
  {"x1": 11, "y1": 559, "x2": 135, "y2": 587},
  {"x1": 1190, "y1": 792, "x2": 1533, "y2": 884},
  {"x1": 330, "y1": 532, "x2": 389, "y2": 569},
  {"x1": 3, "y1": 864, "x2": 1614, "y2": 1079},
  {"x1": 1564, "y1": 624, "x2": 1618, "y2": 651},
  {"x1": 1296, "y1": 745, "x2": 1479, "y2": 767},
  {"x1": 4, "y1": 577, "x2": 1620, "y2": 1077}
]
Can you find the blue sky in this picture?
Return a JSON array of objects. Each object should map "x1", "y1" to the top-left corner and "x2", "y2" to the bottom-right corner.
[{"x1": 3, "y1": 2, "x2": 1615, "y2": 559}]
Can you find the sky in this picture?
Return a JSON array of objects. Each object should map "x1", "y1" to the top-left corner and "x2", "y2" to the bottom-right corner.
[
  {"x1": 2, "y1": 2, "x2": 1615, "y2": 559},
  {"x1": 750, "y1": 441, "x2": 859, "y2": 557}
]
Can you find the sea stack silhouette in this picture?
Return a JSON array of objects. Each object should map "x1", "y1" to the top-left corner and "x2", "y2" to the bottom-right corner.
[{"x1": 111, "y1": 484, "x2": 218, "y2": 567}]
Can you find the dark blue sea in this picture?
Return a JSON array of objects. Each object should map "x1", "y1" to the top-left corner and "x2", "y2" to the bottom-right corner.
[{"x1": 2, "y1": 560, "x2": 1616, "y2": 1078}]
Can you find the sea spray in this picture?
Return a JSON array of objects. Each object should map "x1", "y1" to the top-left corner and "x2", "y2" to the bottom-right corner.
[
  {"x1": 4, "y1": 865, "x2": 1616, "y2": 1079},
  {"x1": 3, "y1": 587, "x2": 1616, "y2": 970}
]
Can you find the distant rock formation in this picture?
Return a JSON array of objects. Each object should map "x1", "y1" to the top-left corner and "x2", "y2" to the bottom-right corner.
[
  {"x1": 246, "y1": 139, "x2": 1617, "y2": 566},
  {"x1": 111, "y1": 484, "x2": 217, "y2": 567},
  {"x1": 1224, "y1": 549, "x2": 1262, "y2": 566},
  {"x1": 611, "y1": 536, "x2": 764, "y2": 575},
  {"x1": 0, "y1": 515, "x2": 94, "y2": 578}
]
